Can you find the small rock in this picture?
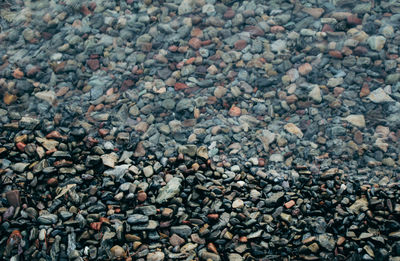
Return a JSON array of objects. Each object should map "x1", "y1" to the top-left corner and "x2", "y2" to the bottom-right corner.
[
  {"x1": 284, "y1": 123, "x2": 303, "y2": 138},
  {"x1": 368, "y1": 88, "x2": 394, "y2": 103},
  {"x1": 343, "y1": 115, "x2": 365, "y2": 128},
  {"x1": 367, "y1": 35, "x2": 386, "y2": 51},
  {"x1": 147, "y1": 252, "x2": 165, "y2": 261},
  {"x1": 170, "y1": 225, "x2": 192, "y2": 239},
  {"x1": 110, "y1": 245, "x2": 126, "y2": 260},
  {"x1": 298, "y1": 63, "x2": 312, "y2": 75},
  {"x1": 38, "y1": 214, "x2": 58, "y2": 225},
  {"x1": 156, "y1": 177, "x2": 182, "y2": 204},
  {"x1": 143, "y1": 165, "x2": 154, "y2": 177},
  {"x1": 232, "y1": 198, "x2": 244, "y2": 209},
  {"x1": 35, "y1": 91, "x2": 56, "y2": 105},
  {"x1": 309, "y1": 85, "x2": 322, "y2": 103}
]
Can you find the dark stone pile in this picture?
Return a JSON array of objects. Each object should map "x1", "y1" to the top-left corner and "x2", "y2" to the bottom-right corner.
[{"x1": 0, "y1": 0, "x2": 399, "y2": 260}]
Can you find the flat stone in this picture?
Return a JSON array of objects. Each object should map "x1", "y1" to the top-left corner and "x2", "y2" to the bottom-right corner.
[
  {"x1": 298, "y1": 63, "x2": 312, "y2": 75},
  {"x1": 35, "y1": 91, "x2": 56, "y2": 104},
  {"x1": 101, "y1": 153, "x2": 118, "y2": 168},
  {"x1": 127, "y1": 214, "x2": 149, "y2": 224},
  {"x1": 38, "y1": 214, "x2": 58, "y2": 225},
  {"x1": 368, "y1": 88, "x2": 394, "y2": 103},
  {"x1": 130, "y1": 220, "x2": 158, "y2": 231},
  {"x1": 318, "y1": 234, "x2": 335, "y2": 251},
  {"x1": 343, "y1": 115, "x2": 366, "y2": 128},
  {"x1": 147, "y1": 252, "x2": 165, "y2": 261},
  {"x1": 270, "y1": 154, "x2": 283, "y2": 162}
]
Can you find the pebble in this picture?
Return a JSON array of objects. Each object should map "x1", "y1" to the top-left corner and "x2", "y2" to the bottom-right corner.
[
  {"x1": 38, "y1": 214, "x2": 58, "y2": 225},
  {"x1": 284, "y1": 123, "x2": 303, "y2": 138},
  {"x1": 232, "y1": 198, "x2": 244, "y2": 209},
  {"x1": 147, "y1": 252, "x2": 165, "y2": 261},
  {"x1": 367, "y1": 88, "x2": 395, "y2": 103},
  {"x1": 343, "y1": 115, "x2": 366, "y2": 128},
  {"x1": 156, "y1": 177, "x2": 182, "y2": 204}
]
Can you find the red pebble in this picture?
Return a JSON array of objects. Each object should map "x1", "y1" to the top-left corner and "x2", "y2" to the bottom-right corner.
[
  {"x1": 90, "y1": 222, "x2": 102, "y2": 231},
  {"x1": 329, "y1": 50, "x2": 343, "y2": 59},
  {"x1": 87, "y1": 59, "x2": 100, "y2": 71},
  {"x1": 47, "y1": 178, "x2": 58, "y2": 187},
  {"x1": 347, "y1": 15, "x2": 362, "y2": 25},
  {"x1": 188, "y1": 38, "x2": 201, "y2": 49},
  {"x1": 46, "y1": 130, "x2": 64, "y2": 139},
  {"x1": 174, "y1": 82, "x2": 188, "y2": 91},
  {"x1": 207, "y1": 214, "x2": 219, "y2": 220},
  {"x1": 234, "y1": 39, "x2": 247, "y2": 50},
  {"x1": 270, "y1": 25, "x2": 285, "y2": 33},
  {"x1": 16, "y1": 142, "x2": 26, "y2": 152},
  {"x1": 322, "y1": 24, "x2": 334, "y2": 33},
  {"x1": 137, "y1": 191, "x2": 147, "y2": 202}
]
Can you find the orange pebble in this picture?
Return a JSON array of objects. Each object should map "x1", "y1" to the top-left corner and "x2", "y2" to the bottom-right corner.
[
  {"x1": 284, "y1": 200, "x2": 296, "y2": 209},
  {"x1": 207, "y1": 242, "x2": 218, "y2": 255},
  {"x1": 3, "y1": 93, "x2": 17, "y2": 105},
  {"x1": 228, "y1": 105, "x2": 241, "y2": 117},
  {"x1": 13, "y1": 68, "x2": 24, "y2": 79},
  {"x1": 239, "y1": 236, "x2": 248, "y2": 243}
]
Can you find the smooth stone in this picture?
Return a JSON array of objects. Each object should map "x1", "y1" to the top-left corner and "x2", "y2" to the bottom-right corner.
[
  {"x1": 270, "y1": 154, "x2": 283, "y2": 162},
  {"x1": 232, "y1": 198, "x2": 244, "y2": 209},
  {"x1": 367, "y1": 35, "x2": 386, "y2": 51},
  {"x1": 147, "y1": 251, "x2": 165, "y2": 261},
  {"x1": 38, "y1": 214, "x2": 58, "y2": 225},
  {"x1": 127, "y1": 214, "x2": 149, "y2": 224}
]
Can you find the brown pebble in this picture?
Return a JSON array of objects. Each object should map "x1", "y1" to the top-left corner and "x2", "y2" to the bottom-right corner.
[
  {"x1": 298, "y1": 63, "x2": 312, "y2": 75},
  {"x1": 329, "y1": 50, "x2": 343, "y2": 59},
  {"x1": 354, "y1": 130, "x2": 363, "y2": 144},
  {"x1": 360, "y1": 83, "x2": 370, "y2": 97},
  {"x1": 13, "y1": 68, "x2": 24, "y2": 79},
  {"x1": 234, "y1": 39, "x2": 247, "y2": 50},
  {"x1": 223, "y1": 9, "x2": 235, "y2": 19},
  {"x1": 188, "y1": 38, "x2": 201, "y2": 49},
  {"x1": 347, "y1": 15, "x2": 362, "y2": 25},
  {"x1": 47, "y1": 178, "x2": 58, "y2": 186},
  {"x1": 137, "y1": 191, "x2": 147, "y2": 202},
  {"x1": 6, "y1": 190, "x2": 21, "y2": 208},
  {"x1": 207, "y1": 242, "x2": 218, "y2": 254}
]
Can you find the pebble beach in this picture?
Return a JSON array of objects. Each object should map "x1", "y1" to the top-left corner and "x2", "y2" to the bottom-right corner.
[{"x1": 0, "y1": 0, "x2": 400, "y2": 260}]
